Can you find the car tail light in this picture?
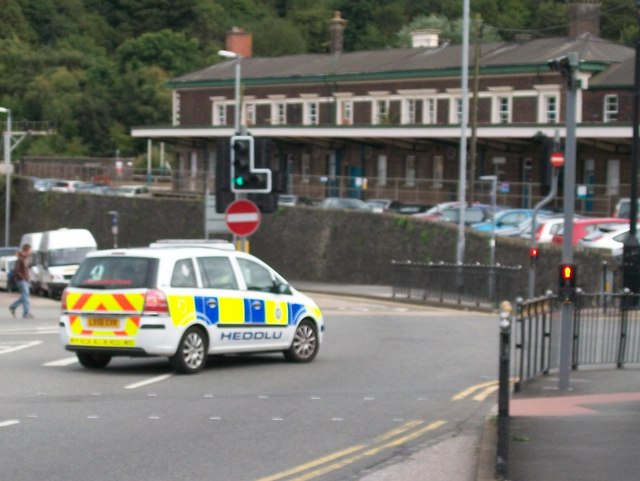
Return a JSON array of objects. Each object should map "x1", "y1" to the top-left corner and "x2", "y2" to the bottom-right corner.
[{"x1": 143, "y1": 289, "x2": 169, "y2": 315}]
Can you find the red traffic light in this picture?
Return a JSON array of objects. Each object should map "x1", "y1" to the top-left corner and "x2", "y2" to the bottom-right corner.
[
  {"x1": 561, "y1": 264, "x2": 574, "y2": 281},
  {"x1": 529, "y1": 247, "x2": 539, "y2": 259}
]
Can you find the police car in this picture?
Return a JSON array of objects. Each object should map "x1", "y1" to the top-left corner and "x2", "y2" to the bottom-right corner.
[{"x1": 59, "y1": 242, "x2": 324, "y2": 374}]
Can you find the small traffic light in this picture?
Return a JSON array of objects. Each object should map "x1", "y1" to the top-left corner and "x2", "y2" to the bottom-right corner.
[
  {"x1": 558, "y1": 263, "x2": 577, "y2": 301},
  {"x1": 529, "y1": 247, "x2": 539, "y2": 261},
  {"x1": 230, "y1": 135, "x2": 272, "y2": 193}
]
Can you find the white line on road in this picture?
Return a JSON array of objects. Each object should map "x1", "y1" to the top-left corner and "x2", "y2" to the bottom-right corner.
[
  {"x1": 43, "y1": 357, "x2": 78, "y2": 367},
  {"x1": 0, "y1": 340, "x2": 42, "y2": 355},
  {"x1": 0, "y1": 420, "x2": 20, "y2": 428},
  {"x1": 124, "y1": 374, "x2": 172, "y2": 390}
]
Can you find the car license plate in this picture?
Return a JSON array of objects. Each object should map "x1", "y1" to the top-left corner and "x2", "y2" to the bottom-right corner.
[{"x1": 87, "y1": 317, "x2": 119, "y2": 328}]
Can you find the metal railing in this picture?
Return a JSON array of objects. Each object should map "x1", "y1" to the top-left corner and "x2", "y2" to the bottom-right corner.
[
  {"x1": 391, "y1": 261, "x2": 523, "y2": 307},
  {"x1": 17, "y1": 158, "x2": 632, "y2": 216},
  {"x1": 513, "y1": 291, "x2": 640, "y2": 390}
]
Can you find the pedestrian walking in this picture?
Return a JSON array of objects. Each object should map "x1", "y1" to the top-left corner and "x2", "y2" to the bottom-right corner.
[{"x1": 9, "y1": 244, "x2": 33, "y2": 319}]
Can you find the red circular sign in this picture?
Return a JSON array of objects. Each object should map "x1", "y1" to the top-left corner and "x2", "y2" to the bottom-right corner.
[
  {"x1": 550, "y1": 151, "x2": 565, "y2": 167},
  {"x1": 225, "y1": 199, "x2": 261, "y2": 237}
]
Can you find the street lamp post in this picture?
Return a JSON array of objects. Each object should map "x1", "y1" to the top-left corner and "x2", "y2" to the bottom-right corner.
[
  {"x1": 0, "y1": 107, "x2": 12, "y2": 247},
  {"x1": 622, "y1": 0, "x2": 640, "y2": 294},
  {"x1": 218, "y1": 49, "x2": 242, "y2": 134}
]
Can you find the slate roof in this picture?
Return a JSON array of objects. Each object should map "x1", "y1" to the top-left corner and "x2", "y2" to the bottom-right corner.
[
  {"x1": 170, "y1": 33, "x2": 634, "y2": 87},
  {"x1": 590, "y1": 55, "x2": 634, "y2": 87}
]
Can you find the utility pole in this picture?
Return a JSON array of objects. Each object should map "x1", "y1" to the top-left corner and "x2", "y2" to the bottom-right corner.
[
  {"x1": 548, "y1": 53, "x2": 579, "y2": 391},
  {"x1": 469, "y1": 14, "x2": 483, "y2": 205}
]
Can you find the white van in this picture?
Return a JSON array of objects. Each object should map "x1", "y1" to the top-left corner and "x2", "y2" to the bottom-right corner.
[
  {"x1": 19, "y1": 232, "x2": 43, "y2": 293},
  {"x1": 38, "y1": 228, "x2": 97, "y2": 298}
]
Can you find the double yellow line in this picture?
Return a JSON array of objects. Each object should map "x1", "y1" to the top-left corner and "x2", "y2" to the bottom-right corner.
[{"x1": 254, "y1": 419, "x2": 447, "y2": 481}]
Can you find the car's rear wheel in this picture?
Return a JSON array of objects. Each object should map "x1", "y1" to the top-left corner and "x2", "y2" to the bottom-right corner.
[
  {"x1": 77, "y1": 352, "x2": 112, "y2": 369},
  {"x1": 170, "y1": 326, "x2": 208, "y2": 374},
  {"x1": 284, "y1": 319, "x2": 319, "y2": 363}
]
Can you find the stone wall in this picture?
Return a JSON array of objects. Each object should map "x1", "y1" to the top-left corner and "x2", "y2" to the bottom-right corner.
[{"x1": 4, "y1": 177, "x2": 613, "y2": 296}]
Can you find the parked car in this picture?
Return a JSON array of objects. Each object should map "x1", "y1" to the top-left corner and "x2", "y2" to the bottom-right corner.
[
  {"x1": 317, "y1": 197, "x2": 372, "y2": 211},
  {"x1": 416, "y1": 204, "x2": 494, "y2": 225},
  {"x1": 38, "y1": 228, "x2": 97, "y2": 298},
  {"x1": 395, "y1": 203, "x2": 431, "y2": 215},
  {"x1": 613, "y1": 198, "x2": 640, "y2": 219},
  {"x1": 365, "y1": 199, "x2": 403, "y2": 213},
  {"x1": 113, "y1": 185, "x2": 150, "y2": 197},
  {"x1": 33, "y1": 178, "x2": 60, "y2": 192},
  {"x1": 578, "y1": 224, "x2": 638, "y2": 257},
  {"x1": 551, "y1": 217, "x2": 630, "y2": 245},
  {"x1": 278, "y1": 194, "x2": 314, "y2": 207},
  {"x1": 0, "y1": 255, "x2": 17, "y2": 291},
  {"x1": 472, "y1": 209, "x2": 553, "y2": 237},
  {"x1": 50, "y1": 180, "x2": 82, "y2": 193}
]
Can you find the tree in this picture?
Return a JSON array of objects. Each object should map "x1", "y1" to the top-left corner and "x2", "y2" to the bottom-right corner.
[
  {"x1": 116, "y1": 30, "x2": 202, "y2": 76},
  {"x1": 250, "y1": 16, "x2": 307, "y2": 56}
]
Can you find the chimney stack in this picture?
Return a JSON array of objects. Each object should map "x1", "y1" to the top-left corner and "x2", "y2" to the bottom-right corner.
[
  {"x1": 226, "y1": 27, "x2": 253, "y2": 58},
  {"x1": 569, "y1": 0, "x2": 600, "y2": 39},
  {"x1": 329, "y1": 11, "x2": 346, "y2": 54}
]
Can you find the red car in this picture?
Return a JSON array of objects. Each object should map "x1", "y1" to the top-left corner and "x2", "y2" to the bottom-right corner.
[{"x1": 551, "y1": 217, "x2": 630, "y2": 245}]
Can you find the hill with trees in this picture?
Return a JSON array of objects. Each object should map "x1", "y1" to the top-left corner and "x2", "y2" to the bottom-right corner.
[{"x1": 0, "y1": 0, "x2": 637, "y2": 162}]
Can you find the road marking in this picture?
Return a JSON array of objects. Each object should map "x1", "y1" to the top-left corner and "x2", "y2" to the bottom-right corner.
[
  {"x1": 0, "y1": 340, "x2": 42, "y2": 355},
  {"x1": 253, "y1": 419, "x2": 446, "y2": 481},
  {"x1": 473, "y1": 384, "x2": 499, "y2": 401},
  {"x1": 452, "y1": 379, "x2": 498, "y2": 401},
  {"x1": 43, "y1": 357, "x2": 78, "y2": 367},
  {"x1": 0, "y1": 419, "x2": 20, "y2": 428},
  {"x1": 0, "y1": 327, "x2": 58, "y2": 336},
  {"x1": 124, "y1": 374, "x2": 172, "y2": 390}
]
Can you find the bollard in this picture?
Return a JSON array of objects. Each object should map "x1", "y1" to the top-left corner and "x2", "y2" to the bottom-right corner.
[{"x1": 496, "y1": 300, "x2": 512, "y2": 478}]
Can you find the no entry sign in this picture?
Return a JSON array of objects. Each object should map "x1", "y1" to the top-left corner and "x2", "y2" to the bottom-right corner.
[
  {"x1": 550, "y1": 151, "x2": 565, "y2": 168},
  {"x1": 225, "y1": 199, "x2": 261, "y2": 237}
]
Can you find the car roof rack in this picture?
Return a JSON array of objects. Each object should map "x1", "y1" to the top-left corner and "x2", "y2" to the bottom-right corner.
[{"x1": 148, "y1": 239, "x2": 236, "y2": 251}]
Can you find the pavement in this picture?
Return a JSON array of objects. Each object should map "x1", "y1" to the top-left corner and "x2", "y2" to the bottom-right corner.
[{"x1": 294, "y1": 281, "x2": 640, "y2": 481}]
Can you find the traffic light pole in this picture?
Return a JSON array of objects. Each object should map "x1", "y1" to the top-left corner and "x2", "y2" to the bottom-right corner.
[
  {"x1": 622, "y1": 19, "x2": 640, "y2": 294},
  {"x1": 558, "y1": 52, "x2": 579, "y2": 391}
]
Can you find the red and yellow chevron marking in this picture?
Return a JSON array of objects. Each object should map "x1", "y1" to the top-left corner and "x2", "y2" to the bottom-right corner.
[{"x1": 66, "y1": 291, "x2": 145, "y2": 312}]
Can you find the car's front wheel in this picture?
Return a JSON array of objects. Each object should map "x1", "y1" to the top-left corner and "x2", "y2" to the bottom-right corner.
[
  {"x1": 284, "y1": 319, "x2": 319, "y2": 363},
  {"x1": 77, "y1": 352, "x2": 112, "y2": 369},
  {"x1": 170, "y1": 326, "x2": 208, "y2": 374}
]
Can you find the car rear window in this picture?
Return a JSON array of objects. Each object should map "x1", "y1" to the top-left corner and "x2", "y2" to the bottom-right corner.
[{"x1": 71, "y1": 257, "x2": 158, "y2": 289}]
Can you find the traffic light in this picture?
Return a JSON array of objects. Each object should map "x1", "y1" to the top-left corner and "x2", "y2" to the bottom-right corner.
[
  {"x1": 529, "y1": 247, "x2": 539, "y2": 265},
  {"x1": 558, "y1": 263, "x2": 577, "y2": 301},
  {"x1": 230, "y1": 135, "x2": 272, "y2": 193},
  {"x1": 215, "y1": 138, "x2": 234, "y2": 213}
]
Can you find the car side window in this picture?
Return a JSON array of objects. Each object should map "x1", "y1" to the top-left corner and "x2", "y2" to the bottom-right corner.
[
  {"x1": 237, "y1": 259, "x2": 273, "y2": 292},
  {"x1": 171, "y1": 259, "x2": 197, "y2": 288},
  {"x1": 197, "y1": 257, "x2": 238, "y2": 290}
]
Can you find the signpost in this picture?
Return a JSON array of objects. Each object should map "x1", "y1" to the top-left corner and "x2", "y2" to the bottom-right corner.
[{"x1": 225, "y1": 199, "x2": 261, "y2": 238}]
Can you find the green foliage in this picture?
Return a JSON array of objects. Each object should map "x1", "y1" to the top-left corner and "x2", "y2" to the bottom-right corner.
[{"x1": 0, "y1": 0, "x2": 633, "y2": 159}]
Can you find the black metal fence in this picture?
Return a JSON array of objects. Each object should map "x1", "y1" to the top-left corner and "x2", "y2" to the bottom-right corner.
[
  {"x1": 391, "y1": 261, "x2": 523, "y2": 307},
  {"x1": 497, "y1": 291, "x2": 640, "y2": 476},
  {"x1": 513, "y1": 291, "x2": 640, "y2": 390}
]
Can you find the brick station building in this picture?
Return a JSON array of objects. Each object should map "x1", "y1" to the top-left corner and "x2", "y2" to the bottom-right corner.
[{"x1": 132, "y1": 1, "x2": 636, "y2": 214}]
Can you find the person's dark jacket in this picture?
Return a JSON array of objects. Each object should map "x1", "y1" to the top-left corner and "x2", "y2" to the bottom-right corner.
[{"x1": 13, "y1": 252, "x2": 29, "y2": 282}]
